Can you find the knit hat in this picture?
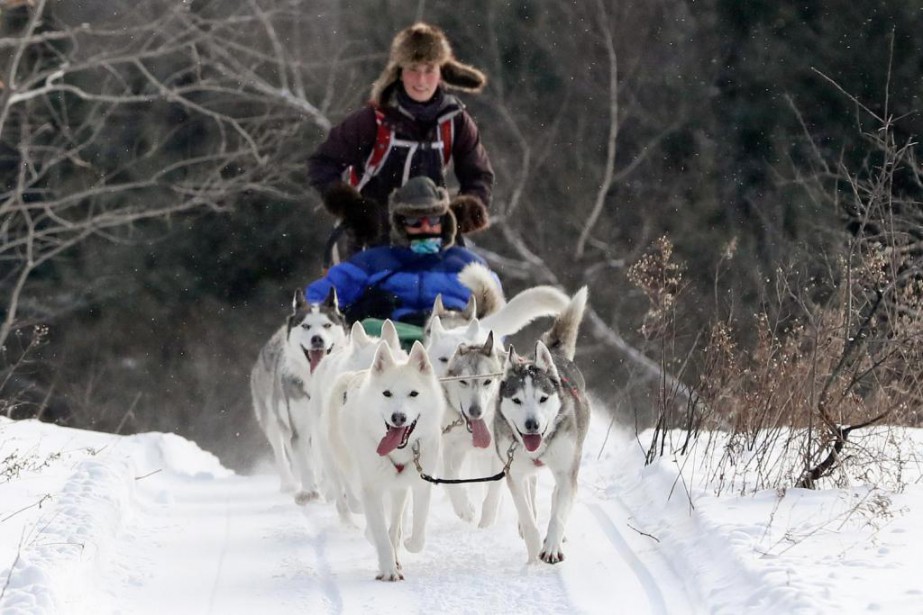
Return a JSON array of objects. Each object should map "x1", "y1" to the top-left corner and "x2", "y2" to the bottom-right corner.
[
  {"x1": 388, "y1": 177, "x2": 457, "y2": 248},
  {"x1": 370, "y1": 22, "x2": 487, "y2": 105}
]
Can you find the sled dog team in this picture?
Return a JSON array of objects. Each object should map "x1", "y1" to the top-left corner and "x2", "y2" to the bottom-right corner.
[{"x1": 251, "y1": 263, "x2": 590, "y2": 581}]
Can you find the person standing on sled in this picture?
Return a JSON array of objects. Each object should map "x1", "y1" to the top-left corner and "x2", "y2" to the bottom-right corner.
[
  {"x1": 308, "y1": 22, "x2": 494, "y2": 258},
  {"x1": 305, "y1": 177, "x2": 497, "y2": 328}
]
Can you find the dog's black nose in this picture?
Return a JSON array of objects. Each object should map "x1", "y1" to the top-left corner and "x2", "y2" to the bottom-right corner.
[
  {"x1": 310, "y1": 335, "x2": 325, "y2": 348},
  {"x1": 391, "y1": 412, "x2": 407, "y2": 427},
  {"x1": 524, "y1": 417, "x2": 539, "y2": 433},
  {"x1": 467, "y1": 404, "x2": 482, "y2": 419}
]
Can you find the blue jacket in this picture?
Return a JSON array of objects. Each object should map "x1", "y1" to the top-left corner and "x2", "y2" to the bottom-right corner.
[{"x1": 306, "y1": 245, "x2": 494, "y2": 324}]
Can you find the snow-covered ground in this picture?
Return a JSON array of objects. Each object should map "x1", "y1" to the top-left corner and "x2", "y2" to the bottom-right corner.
[{"x1": 1, "y1": 409, "x2": 922, "y2": 614}]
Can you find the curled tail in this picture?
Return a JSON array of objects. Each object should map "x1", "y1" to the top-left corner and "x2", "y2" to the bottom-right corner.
[
  {"x1": 458, "y1": 263, "x2": 505, "y2": 318},
  {"x1": 540, "y1": 287, "x2": 589, "y2": 361},
  {"x1": 481, "y1": 285, "x2": 571, "y2": 338}
]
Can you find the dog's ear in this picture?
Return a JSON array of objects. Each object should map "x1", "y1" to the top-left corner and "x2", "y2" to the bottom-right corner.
[
  {"x1": 350, "y1": 320, "x2": 370, "y2": 344},
  {"x1": 408, "y1": 341, "x2": 433, "y2": 375},
  {"x1": 323, "y1": 286, "x2": 339, "y2": 311},
  {"x1": 481, "y1": 331, "x2": 495, "y2": 355},
  {"x1": 534, "y1": 341, "x2": 560, "y2": 379},
  {"x1": 429, "y1": 315, "x2": 445, "y2": 338},
  {"x1": 464, "y1": 318, "x2": 480, "y2": 339},
  {"x1": 462, "y1": 294, "x2": 477, "y2": 321},
  {"x1": 293, "y1": 289, "x2": 308, "y2": 312},
  {"x1": 505, "y1": 344, "x2": 518, "y2": 369},
  {"x1": 371, "y1": 340, "x2": 395, "y2": 374},
  {"x1": 431, "y1": 293, "x2": 447, "y2": 316},
  {"x1": 380, "y1": 319, "x2": 401, "y2": 350}
]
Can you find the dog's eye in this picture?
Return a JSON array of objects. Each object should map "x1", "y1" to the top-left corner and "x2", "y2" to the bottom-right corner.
[
  {"x1": 383, "y1": 390, "x2": 392, "y2": 398},
  {"x1": 323, "y1": 323, "x2": 332, "y2": 329},
  {"x1": 483, "y1": 379, "x2": 492, "y2": 386},
  {"x1": 512, "y1": 397, "x2": 522, "y2": 405},
  {"x1": 539, "y1": 395, "x2": 549, "y2": 403},
  {"x1": 439, "y1": 357, "x2": 449, "y2": 364},
  {"x1": 409, "y1": 390, "x2": 419, "y2": 398},
  {"x1": 459, "y1": 379, "x2": 468, "y2": 387},
  {"x1": 301, "y1": 324, "x2": 311, "y2": 330}
]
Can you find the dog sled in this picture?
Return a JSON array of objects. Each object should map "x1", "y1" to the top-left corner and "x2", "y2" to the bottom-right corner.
[{"x1": 321, "y1": 222, "x2": 480, "y2": 351}]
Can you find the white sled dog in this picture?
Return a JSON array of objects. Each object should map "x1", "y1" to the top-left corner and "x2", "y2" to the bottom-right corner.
[
  {"x1": 424, "y1": 274, "x2": 572, "y2": 374},
  {"x1": 494, "y1": 287, "x2": 590, "y2": 564},
  {"x1": 439, "y1": 329, "x2": 506, "y2": 528},
  {"x1": 306, "y1": 319, "x2": 404, "y2": 514},
  {"x1": 250, "y1": 288, "x2": 347, "y2": 494},
  {"x1": 424, "y1": 262, "x2": 504, "y2": 333},
  {"x1": 325, "y1": 341, "x2": 444, "y2": 581}
]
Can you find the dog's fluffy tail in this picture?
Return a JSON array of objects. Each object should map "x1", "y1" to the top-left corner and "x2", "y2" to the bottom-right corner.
[
  {"x1": 540, "y1": 287, "x2": 588, "y2": 361},
  {"x1": 481, "y1": 285, "x2": 571, "y2": 338},
  {"x1": 458, "y1": 263, "x2": 505, "y2": 318}
]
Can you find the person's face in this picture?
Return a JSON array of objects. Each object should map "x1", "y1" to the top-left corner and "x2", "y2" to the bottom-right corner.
[
  {"x1": 403, "y1": 214, "x2": 443, "y2": 236},
  {"x1": 401, "y1": 62, "x2": 441, "y2": 102}
]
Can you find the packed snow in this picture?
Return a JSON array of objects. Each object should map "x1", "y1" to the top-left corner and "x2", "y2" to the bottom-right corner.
[{"x1": 1, "y1": 409, "x2": 922, "y2": 614}]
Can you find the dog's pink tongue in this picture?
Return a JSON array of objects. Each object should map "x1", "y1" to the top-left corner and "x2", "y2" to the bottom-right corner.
[
  {"x1": 377, "y1": 426, "x2": 408, "y2": 456},
  {"x1": 522, "y1": 434, "x2": 543, "y2": 452},
  {"x1": 308, "y1": 349, "x2": 325, "y2": 373},
  {"x1": 470, "y1": 419, "x2": 491, "y2": 448}
]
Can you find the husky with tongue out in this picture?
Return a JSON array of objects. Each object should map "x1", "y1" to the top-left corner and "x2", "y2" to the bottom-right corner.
[
  {"x1": 494, "y1": 287, "x2": 590, "y2": 565},
  {"x1": 250, "y1": 288, "x2": 347, "y2": 496},
  {"x1": 324, "y1": 339, "x2": 444, "y2": 582},
  {"x1": 439, "y1": 328, "x2": 506, "y2": 528}
]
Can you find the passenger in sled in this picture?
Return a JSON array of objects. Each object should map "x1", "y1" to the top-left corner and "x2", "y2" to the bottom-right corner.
[
  {"x1": 305, "y1": 177, "x2": 501, "y2": 347},
  {"x1": 307, "y1": 22, "x2": 494, "y2": 260}
]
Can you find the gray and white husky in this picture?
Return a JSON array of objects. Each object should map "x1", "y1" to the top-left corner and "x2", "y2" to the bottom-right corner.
[
  {"x1": 250, "y1": 288, "x2": 347, "y2": 495},
  {"x1": 440, "y1": 330, "x2": 506, "y2": 528},
  {"x1": 494, "y1": 287, "x2": 590, "y2": 564}
]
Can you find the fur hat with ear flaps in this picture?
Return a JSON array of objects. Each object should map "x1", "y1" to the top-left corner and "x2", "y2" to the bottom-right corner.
[
  {"x1": 370, "y1": 22, "x2": 487, "y2": 105},
  {"x1": 389, "y1": 177, "x2": 457, "y2": 248}
]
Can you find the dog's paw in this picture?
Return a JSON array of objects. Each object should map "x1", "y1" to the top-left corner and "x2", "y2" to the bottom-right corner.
[
  {"x1": 376, "y1": 568, "x2": 404, "y2": 582},
  {"x1": 451, "y1": 499, "x2": 476, "y2": 523},
  {"x1": 404, "y1": 534, "x2": 426, "y2": 553},
  {"x1": 540, "y1": 538, "x2": 565, "y2": 564},
  {"x1": 294, "y1": 489, "x2": 320, "y2": 505},
  {"x1": 540, "y1": 549, "x2": 565, "y2": 564}
]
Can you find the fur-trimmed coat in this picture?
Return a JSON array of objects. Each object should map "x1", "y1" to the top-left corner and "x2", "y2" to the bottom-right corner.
[
  {"x1": 308, "y1": 84, "x2": 494, "y2": 241},
  {"x1": 305, "y1": 244, "x2": 490, "y2": 326}
]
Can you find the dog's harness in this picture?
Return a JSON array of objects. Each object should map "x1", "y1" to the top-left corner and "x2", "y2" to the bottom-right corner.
[{"x1": 411, "y1": 439, "x2": 516, "y2": 485}]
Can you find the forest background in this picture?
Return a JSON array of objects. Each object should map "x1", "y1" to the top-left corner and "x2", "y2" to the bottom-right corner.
[{"x1": 2, "y1": 0, "x2": 922, "y2": 473}]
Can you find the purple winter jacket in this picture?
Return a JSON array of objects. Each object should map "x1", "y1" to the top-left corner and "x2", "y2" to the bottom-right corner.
[{"x1": 308, "y1": 84, "x2": 494, "y2": 241}]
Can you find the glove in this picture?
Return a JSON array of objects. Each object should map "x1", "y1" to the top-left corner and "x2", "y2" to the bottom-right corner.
[
  {"x1": 321, "y1": 182, "x2": 381, "y2": 246},
  {"x1": 449, "y1": 195, "x2": 489, "y2": 234}
]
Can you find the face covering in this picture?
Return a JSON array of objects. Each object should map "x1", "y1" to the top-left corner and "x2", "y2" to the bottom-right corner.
[{"x1": 409, "y1": 237, "x2": 442, "y2": 254}]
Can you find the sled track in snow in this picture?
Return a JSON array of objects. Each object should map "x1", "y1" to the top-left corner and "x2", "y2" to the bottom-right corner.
[{"x1": 584, "y1": 502, "x2": 670, "y2": 615}]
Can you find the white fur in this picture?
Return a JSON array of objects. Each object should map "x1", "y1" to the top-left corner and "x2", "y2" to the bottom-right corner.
[
  {"x1": 324, "y1": 341, "x2": 444, "y2": 581},
  {"x1": 305, "y1": 320, "x2": 404, "y2": 516},
  {"x1": 250, "y1": 293, "x2": 347, "y2": 496}
]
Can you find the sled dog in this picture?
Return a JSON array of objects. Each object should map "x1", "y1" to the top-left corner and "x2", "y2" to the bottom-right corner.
[
  {"x1": 494, "y1": 287, "x2": 590, "y2": 564},
  {"x1": 424, "y1": 283, "x2": 572, "y2": 373},
  {"x1": 307, "y1": 319, "x2": 404, "y2": 514},
  {"x1": 250, "y1": 288, "x2": 347, "y2": 494},
  {"x1": 440, "y1": 330, "x2": 505, "y2": 527},
  {"x1": 325, "y1": 341, "x2": 444, "y2": 581},
  {"x1": 423, "y1": 262, "x2": 568, "y2": 344}
]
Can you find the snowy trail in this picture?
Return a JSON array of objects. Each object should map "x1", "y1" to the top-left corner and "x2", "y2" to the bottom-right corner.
[{"x1": 97, "y1": 450, "x2": 697, "y2": 614}]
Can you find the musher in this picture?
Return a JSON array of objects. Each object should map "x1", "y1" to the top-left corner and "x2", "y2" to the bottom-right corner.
[{"x1": 308, "y1": 22, "x2": 494, "y2": 258}]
